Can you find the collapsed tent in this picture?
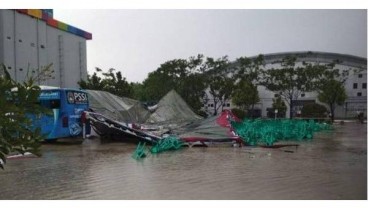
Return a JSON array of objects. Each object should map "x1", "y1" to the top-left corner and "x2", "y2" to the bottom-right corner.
[
  {"x1": 145, "y1": 90, "x2": 203, "y2": 125},
  {"x1": 87, "y1": 90, "x2": 150, "y2": 124},
  {"x1": 87, "y1": 111, "x2": 160, "y2": 144},
  {"x1": 178, "y1": 110, "x2": 243, "y2": 146}
]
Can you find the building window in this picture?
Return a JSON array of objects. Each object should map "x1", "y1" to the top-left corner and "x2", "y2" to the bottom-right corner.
[
  {"x1": 353, "y1": 83, "x2": 358, "y2": 89},
  {"x1": 363, "y1": 83, "x2": 367, "y2": 89},
  {"x1": 274, "y1": 94, "x2": 279, "y2": 98},
  {"x1": 40, "y1": 44, "x2": 45, "y2": 49},
  {"x1": 30, "y1": 43, "x2": 35, "y2": 47},
  {"x1": 19, "y1": 68, "x2": 23, "y2": 71},
  {"x1": 208, "y1": 104, "x2": 211, "y2": 107},
  {"x1": 226, "y1": 103, "x2": 230, "y2": 107},
  {"x1": 18, "y1": 39, "x2": 22, "y2": 43},
  {"x1": 7, "y1": 66, "x2": 11, "y2": 69},
  {"x1": 301, "y1": 93, "x2": 305, "y2": 97},
  {"x1": 358, "y1": 74, "x2": 363, "y2": 78},
  {"x1": 357, "y1": 92, "x2": 362, "y2": 97},
  {"x1": 6, "y1": 36, "x2": 11, "y2": 40},
  {"x1": 210, "y1": 104, "x2": 214, "y2": 107}
]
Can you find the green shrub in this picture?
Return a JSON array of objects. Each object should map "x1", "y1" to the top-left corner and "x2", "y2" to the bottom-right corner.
[
  {"x1": 301, "y1": 103, "x2": 328, "y2": 118},
  {"x1": 231, "y1": 108, "x2": 247, "y2": 120},
  {"x1": 0, "y1": 64, "x2": 52, "y2": 169}
]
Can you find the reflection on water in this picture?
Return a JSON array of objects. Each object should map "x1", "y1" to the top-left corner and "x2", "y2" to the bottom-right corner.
[{"x1": 0, "y1": 123, "x2": 366, "y2": 199}]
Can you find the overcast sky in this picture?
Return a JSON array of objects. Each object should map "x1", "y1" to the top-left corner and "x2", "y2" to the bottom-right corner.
[{"x1": 54, "y1": 9, "x2": 367, "y2": 83}]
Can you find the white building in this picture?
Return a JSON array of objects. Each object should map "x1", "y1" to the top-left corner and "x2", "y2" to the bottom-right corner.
[
  {"x1": 0, "y1": 9, "x2": 92, "y2": 88},
  {"x1": 203, "y1": 51, "x2": 367, "y2": 119}
]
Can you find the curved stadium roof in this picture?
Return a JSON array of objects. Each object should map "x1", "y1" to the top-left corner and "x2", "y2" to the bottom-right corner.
[{"x1": 250, "y1": 51, "x2": 367, "y2": 68}]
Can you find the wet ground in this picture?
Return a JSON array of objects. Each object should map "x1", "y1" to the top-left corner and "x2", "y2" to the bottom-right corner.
[{"x1": 0, "y1": 122, "x2": 366, "y2": 199}]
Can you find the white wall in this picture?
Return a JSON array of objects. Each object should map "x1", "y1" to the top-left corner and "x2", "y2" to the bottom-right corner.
[
  {"x1": 0, "y1": 10, "x2": 88, "y2": 88},
  {"x1": 203, "y1": 60, "x2": 367, "y2": 118}
]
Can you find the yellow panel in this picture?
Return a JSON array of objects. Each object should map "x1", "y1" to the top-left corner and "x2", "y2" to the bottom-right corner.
[{"x1": 27, "y1": 9, "x2": 42, "y2": 19}]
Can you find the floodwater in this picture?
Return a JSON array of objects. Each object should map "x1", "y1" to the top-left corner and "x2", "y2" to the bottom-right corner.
[{"x1": 0, "y1": 122, "x2": 366, "y2": 200}]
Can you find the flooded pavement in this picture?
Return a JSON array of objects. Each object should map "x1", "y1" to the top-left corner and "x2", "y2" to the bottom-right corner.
[{"x1": 0, "y1": 122, "x2": 366, "y2": 200}]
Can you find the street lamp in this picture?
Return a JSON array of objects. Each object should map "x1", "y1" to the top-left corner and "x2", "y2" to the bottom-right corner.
[{"x1": 274, "y1": 109, "x2": 278, "y2": 119}]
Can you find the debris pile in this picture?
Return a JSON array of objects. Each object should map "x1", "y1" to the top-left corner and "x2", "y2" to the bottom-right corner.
[
  {"x1": 132, "y1": 136, "x2": 184, "y2": 160},
  {"x1": 150, "y1": 136, "x2": 183, "y2": 154},
  {"x1": 132, "y1": 142, "x2": 147, "y2": 160},
  {"x1": 231, "y1": 119, "x2": 332, "y2": 146}
]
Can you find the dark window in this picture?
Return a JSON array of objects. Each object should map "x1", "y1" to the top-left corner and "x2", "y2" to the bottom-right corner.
[
  {"x1": 19, "y1": 68, "x2": 23, "y2": 71},
  {"x1": 208, "y1": 104, "x2": 211, "y2": 107},
  {"x1": 40, "y1": 44, "x2": 45, "y2": 49},
  {"x1": 274, "y1": 94, "x2": 279, "y2": 98},
  {"x1": 363, "y1": 83, "x2": 367, "y2": 89},
  {"x1": 40, "y1": 99, "x2": 60, "y2": 109},
  {"x1": 353, "y1": 83, "x2": 358, "y2": 89},
  {"x1": 50, "y1": 100, "x2": 60, "y2": 109},
  {"x1": 301, "y1": 93, "x2": 305, "y2": 97},
  {"x1": 210, "y1": 104, "x2": 214, "y2": 107},
  {"x1": 226, "y1": 103, "x2": 230, "y2": 107},
  {"x1": 358, "y1": 74, "x2": 363, "y2": 78},
  {"x1": 18, "y1": 39, "x2": 22, "y2": 43},
  {"x1": 6, "y1": 36, "x2": 11, "y2": 40},
  {"x1": 357, "y1": 92, "x2": 362, "y2": 97},
  {"x1": 7, "y1": 66, "x2": 11, "y2": 69}
]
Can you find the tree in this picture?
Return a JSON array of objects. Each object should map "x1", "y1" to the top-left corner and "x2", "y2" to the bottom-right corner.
[
  {"x1": 232, "y1": 80, "x2": 259, "y2": 118},
  {"x1": 232, "y1": 55, "x2": 264, "y2": 117},
  {"x1": 314, "y1": 60, "x2": 350, "y2": 122},
  {"x1": 79, "y1": 67, "x2": 133, "y2": 98},
  {"x1": 272, "y1": 96, "x2": 287, "y2": 118},
  {"x1": 130, "y1": 82, "x2": 145, "y2": 101},
  {"x1": 102, "y1": 68, "x2": 133, "y2": 98},
  {"x1": 262, "y1": 56, "x2": 324, "y2": 118},
  {"x1": 0, "y1": 64, "x2": 52, "y2": 169},
  {"x1": 141, "y1": 55, "x2": 207, "y2": 114},
  {"x1": 78, "y1": 67, "x2": 105, "y2": 90},
  {"x1": 204, "y1": 56, "x2": 234, "y2": 115},
  {"x1": 318, "y1": 79, "x2": 347, "y2": 122},
  {"x1": 235, "y1": 55, "x2": 264, "y2": 84}
]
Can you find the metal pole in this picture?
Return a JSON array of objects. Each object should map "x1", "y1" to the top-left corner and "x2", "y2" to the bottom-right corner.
[
  {"x1": 275, "y1": 109, "x2": 278, "y2": 119},
  {"x1": 82, "y1": 123, "x2": 86, "y2": 139}
]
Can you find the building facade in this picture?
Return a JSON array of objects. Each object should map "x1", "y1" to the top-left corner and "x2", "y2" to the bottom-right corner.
[
  {"x1": 203, "y1": 51, "x2": 367, "y2": 119},
  {"x1": 0, "y1": 9, "x2": 92, "y2": 88}
]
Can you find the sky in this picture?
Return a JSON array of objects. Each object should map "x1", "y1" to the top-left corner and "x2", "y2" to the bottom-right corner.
[{"x1": 53, "y1": 9, "x2": 367, "y2": 83}]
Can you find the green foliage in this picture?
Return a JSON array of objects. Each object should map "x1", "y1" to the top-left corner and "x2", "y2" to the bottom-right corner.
[
  {"x1": 235, "y1": 55, "x2": 264, "y2": 83},
  {"x1": 141, "y1": 55, "x2": 207, "y2": 114},
  {"x1": 317, "y1": 79, "x2": 347, "y2": 121},
  {"x1": 130, "y1": 82, "x2": 145, "y2": 101},
  {"x1": 262, "y1": 56, "x2": 326, "y2": 118},
  {"x1": 314, "y1": 61, "x2": 349, "y2": 122},
  {"x1": 0, "y1": 64, "x2": 50, "y2": 169},
  {"x1": 78, "y1": 67, "x2": 133, "y2": 98},
  {"x1": 196, "y1": 109, "x2": 208, "y2": 118},
  {"x1": 272, "y1": 96, "x2": 287, "y2": 117},
  {"x1": 231, "y1": 108, "x2": 247, "y2": 120},
  {"x1": 204, "y1": 56, "x2": 234, "y2": 115},
  {"x1": 301, "y1": 103, "x2": 328, "y2": 118},
  {"x1": 232, "y1": 80, "x2": 259, "y2": 113}
]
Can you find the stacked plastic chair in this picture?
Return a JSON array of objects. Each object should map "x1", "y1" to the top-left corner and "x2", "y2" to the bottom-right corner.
[
  {"x1": 150, "y1": 136, "x2": 184, "y2": 154},
  {"x1": 132, "y1": 136, "x2": 184, "y2": 160},
  {"x1": 231, "y1": 119, "x2": 332, "y2": 146},
  {"x1": 132, "y1": 142, "x2": 148, "y2": 160}
]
